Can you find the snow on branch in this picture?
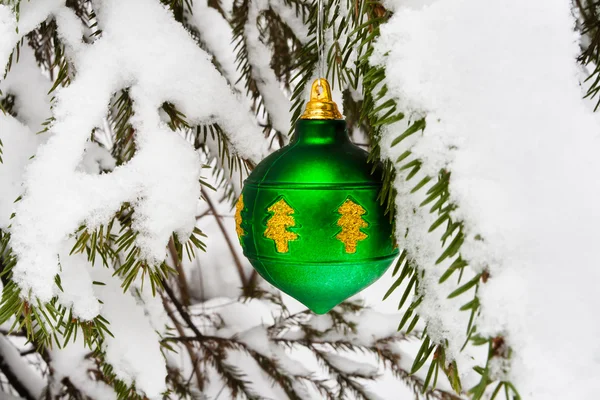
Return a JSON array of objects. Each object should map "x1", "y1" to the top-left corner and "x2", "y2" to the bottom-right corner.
[
  {"x1": 0, "y1": 0, "x2": 66, "y2": 73},
  {"x1": 373, "y1": 0, "x2": 600, "y2": 398},
  {"x1": 241, "y1": 0, "x2": 298, "y2": 134},
  {"x1": 0, "y1": 1, "x2": 269, "y2": 395},
  {"x1": 269, "y1": 1, "x2": 309, "y2": 45},
  {"x1": 50, "y1": 334, "x2": 118, "y2": 399},
  {"x1": 186, "y1": 0, "x2": 242, "y2": 90},
  {"x1": 0, "y1": 44, "x2": 52, "y2": 131},
  {"x1": 0, "y1": 114, "x2": 40, "y2": 229},
  {"x1": 6, "y1": 0, "x2": 263, "y2": 311},
  {"x1": 0, "y1": 44, "x2": 53, "y2": 229},
  {"x1": 0, "y1": 5, "x2": 17, "y2": 74},
  {"x1": 0, "y1": 335, "x2": 45, "y2": 400}
]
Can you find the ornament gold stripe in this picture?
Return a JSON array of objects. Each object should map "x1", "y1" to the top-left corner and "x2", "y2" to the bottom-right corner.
[
  {"x1": 244, "y1": 253, "x2": 398, "y2": 264},
  {"x1": 243, "y1": 183, "x2": 381, "y2": 190}
]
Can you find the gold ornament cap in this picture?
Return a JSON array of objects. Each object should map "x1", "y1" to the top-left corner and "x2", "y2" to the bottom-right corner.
[{"x1": 301, "y1": 78, "x2": 343, "y2": 120}]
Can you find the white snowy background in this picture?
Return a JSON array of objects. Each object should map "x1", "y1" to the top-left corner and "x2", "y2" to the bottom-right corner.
[{"x1": 1, "y1": 0, "x2": 599, "y2": 399}]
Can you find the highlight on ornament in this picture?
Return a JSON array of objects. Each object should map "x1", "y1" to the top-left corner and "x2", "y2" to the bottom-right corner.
[{"x1": 236, "y1": 78, "x2": 398, "y2": 314}]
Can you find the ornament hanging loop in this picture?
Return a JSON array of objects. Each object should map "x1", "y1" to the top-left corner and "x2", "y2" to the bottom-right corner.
[
  {"x1": 301, "y1": 78, "x2": 342, "y2": 120},
  {"x1": 307, "y1": 1, "x2": 339, "y2": 119},
  {"x1": 316, "y1": 0, "x2": 325, "y2": 89}
]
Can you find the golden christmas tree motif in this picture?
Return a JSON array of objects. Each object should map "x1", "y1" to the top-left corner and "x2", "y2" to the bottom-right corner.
[
  {"x1": 264, "y1": 198, "x2": 298, "y2": 253},
  {"x1": 235, "y1": 195, "x2": 245, "y2": 240},
  {"x1": 336, "y1": 199, "x2": 368, "y2": 253}
]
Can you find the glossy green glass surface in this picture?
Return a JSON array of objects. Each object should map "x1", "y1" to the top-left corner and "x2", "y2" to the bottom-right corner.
[{"x1": 239, "y1": 119, "x2": 398, "y2": 314}]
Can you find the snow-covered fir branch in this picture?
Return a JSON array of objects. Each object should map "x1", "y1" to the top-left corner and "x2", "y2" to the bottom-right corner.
[{"x1": 1, "y1": 0, "x2": 599, "y2": 399}]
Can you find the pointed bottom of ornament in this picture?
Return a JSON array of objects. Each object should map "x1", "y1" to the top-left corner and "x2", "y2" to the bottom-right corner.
[{"x1": 247, "y1": 256, "x2": 396, "y2": 314}]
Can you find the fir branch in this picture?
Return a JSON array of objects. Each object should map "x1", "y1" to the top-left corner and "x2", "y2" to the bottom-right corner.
[
  {"x1": 168, "y1": 237, "x2": 191, "y2": 307},
  {"x1": 161, "y1": 0, "x2": 193, "y2": 23},
  {"x1": 109, "y1": 90, "x2": 136, "y2": 164},
  {"x1": 577, "y1": 0, "x2": 600, "y2": 110},
  {"x1": 232, "y1": 0, "x2": 310, "y2": 144},
  {"x1": 192, "y1": 123, "x2": 251, "y2": 203},
  {"x1": 289, "y1": 1, "x2": 318, "y2": 127},
  {"x1": 2, "y1": 39, "x2": 23, "y2": 80},
  {"x1": 0, "y1": 94, "x2": 16, "y2": 151},
  {"x1": 163, "y1": 300, "x2": 452, "y2": 400},
  {"x1": 0, "y1": 1, "x2": 512, "y2": 398},
  {"x1": 163, "y1": 293, "x2": 206, "y2": 391},
  {"x1": 0, "y1": 336, "x2": 38, "y2": 400},
  {"x1": 201, "y1": 187, "x2": 249, "y2": 289},
  {"x1": 345, "y1": 2, "x2": 511, "y2": 398}
]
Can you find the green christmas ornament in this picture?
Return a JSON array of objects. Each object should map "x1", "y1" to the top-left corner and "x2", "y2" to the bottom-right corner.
[{"x1": 236, "y1": 78, "x2": 398, "y2": 314}]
